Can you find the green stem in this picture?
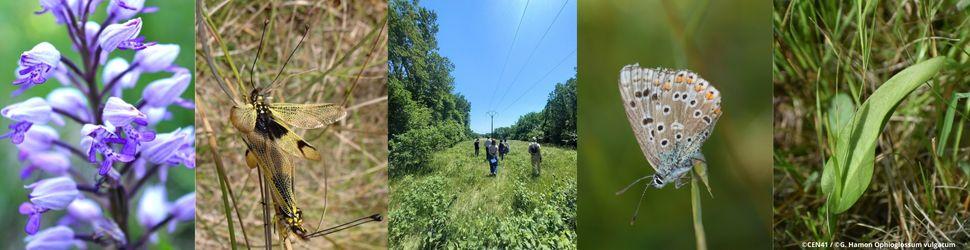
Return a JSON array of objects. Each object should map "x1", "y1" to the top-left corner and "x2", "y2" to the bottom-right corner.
[{"x1": 690, "y1": 178, "x2": 707, "y2": 250}]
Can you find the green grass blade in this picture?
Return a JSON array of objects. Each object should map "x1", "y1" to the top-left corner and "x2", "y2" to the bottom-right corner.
[
  {"x1": 691, "y1": 177, "x2": 707, "y2": 250},
  {"x1": 824, "y1": 56, "x2": 946, "y2": 214}
]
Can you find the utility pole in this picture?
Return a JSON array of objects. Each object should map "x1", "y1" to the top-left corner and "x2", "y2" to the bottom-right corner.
[{"x1": 486, "y1": 110, "x2": 498, "y2": 138}]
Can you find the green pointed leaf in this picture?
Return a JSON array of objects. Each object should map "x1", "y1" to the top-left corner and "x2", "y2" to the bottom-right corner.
[{"x1": 824, "y1": 56, "x2": 945, "y2": 214}]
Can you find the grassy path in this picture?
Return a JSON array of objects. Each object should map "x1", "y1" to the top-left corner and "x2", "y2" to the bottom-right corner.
[{"x1": 390, "y1": 140, "x2": 577, "y2": 248}]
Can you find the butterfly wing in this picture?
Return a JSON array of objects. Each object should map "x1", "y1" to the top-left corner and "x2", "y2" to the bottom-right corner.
[
  {"x1": 618, "y1": 64, "x2": 665, "y2": 171},
  {"x1": 619, "y1": 65, "x2": 723, "y2": 174},
  {"x1": 662, "y1": 69, "x2": 722, "y2": 163},
  {"x1": 268, "y1": 103, "x2": 347, "y2": 129}
]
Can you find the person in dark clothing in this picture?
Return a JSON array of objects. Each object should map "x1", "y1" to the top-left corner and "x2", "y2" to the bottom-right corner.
[
  {"x1": 474, "y1": 138, "x2": 480, "y2": 156},
  {"x1": 498, "y1": 139, "x2": 508, "y2": 160}
]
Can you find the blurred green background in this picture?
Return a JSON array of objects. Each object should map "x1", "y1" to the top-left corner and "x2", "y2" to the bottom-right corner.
[
  {"x1": 578, "y1": 0, "x2": 772, "y2": 249},
  {"x1": 0, "y1": 1, "x2": 195, "y2": 248}
]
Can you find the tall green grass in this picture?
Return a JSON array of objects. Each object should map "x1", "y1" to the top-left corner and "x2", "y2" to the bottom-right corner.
[
  {"x1": 389, "y1": 140, "x2": 577, "y2": 248},
  {"x1": 774, "y1": 0, "x2": 969, "y2": 246}
]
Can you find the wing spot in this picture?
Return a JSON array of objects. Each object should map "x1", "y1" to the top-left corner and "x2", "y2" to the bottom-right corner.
[
  {"x1": 702, "y1": 116, "x2": 712, "y2": 124},
  {"x1": 663, "y1": 106, "x2": 671, "y2": 115},
  {"x1": 660, "y1": 139, "x2": 668, "y2": 147},
  {"x1": 657, "y1": 124, "x2": 665, "y2": 132},
  {"x1": 635, "y1": 91, "x2": 642, "y2": 98},
  {"x1": 694, "y1": 110, "x2": 702, "y2": 118},
  {"x1": 676, "y1": 133, "x2": 682, "y2": 141},
  {"x1": 642, "y1": 117, "x2": 653, "y2": 125}
]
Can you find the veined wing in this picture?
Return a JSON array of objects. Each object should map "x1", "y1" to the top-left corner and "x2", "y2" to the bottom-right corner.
[
  {"x1": 268, "y1": 103, "x2": 347, "y2": 129},
  {"x1": 242, "y1": 102, "x2": 322, "y2": 161},
  {"x1": 230, "y1": 104, "x2": 257, "y2": 133},
  {"x1": 242, "y1": 132, "x2": 300, "y2": 219}
]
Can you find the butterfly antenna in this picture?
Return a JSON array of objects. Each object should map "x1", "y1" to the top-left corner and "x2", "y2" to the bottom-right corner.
[
  {"x1": 250, "y1": 19, "x2": 270, "y2": 90},
  {"x1": 268, "y1": 24, "x2": 311, "y2": 93},
  {"x1": 616, "y1": 174, "x2": 653, "y2": 195},
  {"x1": 304, "y1": 214, "x2": 382, "y2": 238},
  {"x1": 629, "y1": 184, "x2": 651, "y2": 226}
]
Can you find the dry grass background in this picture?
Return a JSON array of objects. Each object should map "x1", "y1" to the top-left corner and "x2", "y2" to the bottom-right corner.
[{"x1": 194, "y1": 0, "x2": 388, "y2": 249}]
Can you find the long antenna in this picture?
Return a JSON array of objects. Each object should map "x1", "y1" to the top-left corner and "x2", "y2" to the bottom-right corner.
[
  {"x1": 250, "y1": 19, "x2": 270, "y2": 90},
  {"x1": 304, "y1": 214, "x2": 382, "y2": 238},
  {"x1": 267, "y1": 24, "x2": 311, "y2": 93}
]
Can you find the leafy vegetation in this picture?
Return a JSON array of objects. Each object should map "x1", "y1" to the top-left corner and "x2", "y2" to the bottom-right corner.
[
  {"x1": 390, "y1": 140, "x2": 577, "y2": 248},
  {"x1": 773, "y1": 0, "x2": 969, "y2": 246},
  {"x1": 492, "y1": 76, "x2": 577, "y2": 147},
  {"x1": 388, "y1": 0, "x2": 473, "y2": 176}
]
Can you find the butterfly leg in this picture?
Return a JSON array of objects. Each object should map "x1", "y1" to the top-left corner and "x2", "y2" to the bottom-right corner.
[
  {"x1": 615, "y1": 174, "x2": 654, "y2": 195},
  {"x1": 674, "y1": 174, "x2": 690, "y2": 189}
]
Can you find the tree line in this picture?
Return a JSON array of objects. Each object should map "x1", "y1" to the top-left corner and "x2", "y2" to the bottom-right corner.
[
  {"x1": 489, "y1": 75, "x2": 577, "y2": 147},
  {"x1": 388, "y1": 0, "x2": 471, "y2": 177}
]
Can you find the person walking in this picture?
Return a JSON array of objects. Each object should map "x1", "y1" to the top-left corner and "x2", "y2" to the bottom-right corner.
[
  {"x1": 498, "y1": 139, "x2": 508, "y2": 160},
  {"x1": 474, "y1": 138, "x2": 480, "y2": 156},
  {"x1": 528, "y1": 137, "x2": 542, "y2": 176},
  {"x1": 487, "y1": 138, "x2": 500, "y2": 176}
]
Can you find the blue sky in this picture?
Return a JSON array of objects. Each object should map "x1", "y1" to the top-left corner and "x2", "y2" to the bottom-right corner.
[{"x1": 421, "y1": 0, "x2": 577, "y2": 134}]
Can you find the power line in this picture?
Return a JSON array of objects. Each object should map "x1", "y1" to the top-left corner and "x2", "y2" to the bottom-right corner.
[
  {"x1": 501, "y1": 49, "x2": 575, "y2": 113},
  {"x1": 486, "y1": 0, "x2": 531, "y2": 111},
  {"x1": 494, "y1": 0, "x2": 571, "y2": 108}
]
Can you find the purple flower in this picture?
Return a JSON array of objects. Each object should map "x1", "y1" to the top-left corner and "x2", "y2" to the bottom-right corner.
[
  {"x1": 167, "y1": 192, "x2": 194, "y2": 232},
  {"x1": 26, "y1": 176, "x2": 79, "y2": 210},
  {"x1": 103, "y1": 58, "x2": 141, "y2": 97},
  {"x1": 144, "y1": 106, "x2": 172, "y2": 126},
  {"x1": 13, "y1": 42, "x2": 61, "y2": 95},
  {"x1": 141, "y1": 127, "x2": 188, "y2": 165},
  {"x1": 21, "y1": 177, "x2": 79, "y2": 234},
  {"x1": 16, "y1": 125, "x2": 59, "y2": 153},
  {"x1": 108, "y1": 0, "x2": 145, "y2": 21},
  {"x1": 24, "y1": 225, "x2": 75, "y2": 250},
  {"x1": 104, "y1": 97, "x2": 147, "y2": 126},
  {"x1": 1, "y1": 97, "x2": 59, "y2": 144},
  {"x1": 134, "y1": 44, "x2": 179, "y2": 73},
  {"x1": 21, "y1": 151, "x2": 71, "y2": 179},
  {"x1": 47, "y1": 87, "x2": 91, "y2": 122},
  {"x1": 67, "y1": 198, "x2": 103, "y2": 222},
  {"x1": 137, "y1": 186, "x2": 167, "y2": 229},
  {"x1": 143, "y1": 71, "x2": 190, "y2": 108},
  {"x1": 2, "y1": 97, "x2": 55, "y2": 124},
  {"x1": 82, "y1": 124, "x2": 134, "y2": 175},
  {"x1": 19, "y1": 202, "x2": 46, "y2": 234},
  {"x1": 98, "y1": 18, "x2": 153, "y2": 52}
]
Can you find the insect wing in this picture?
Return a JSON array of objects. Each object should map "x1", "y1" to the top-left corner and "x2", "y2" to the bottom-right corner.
[
  {"x1": 269, "y1": 103, "x2": 347, "y2": 129},
  {"x1": 618, "y1": 64, "x2": 665, "y2": 171},
  {"x1": 230, "y1": 104, "x2": 257, "y2": 133}
]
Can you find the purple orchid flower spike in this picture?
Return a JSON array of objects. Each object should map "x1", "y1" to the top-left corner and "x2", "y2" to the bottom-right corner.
[
  {"x1": 24, "y1": 225, "x2": 75, "y2": 250},
  {"x1": 13, "y1": 42, "x2": 61, "y2": 96}
]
